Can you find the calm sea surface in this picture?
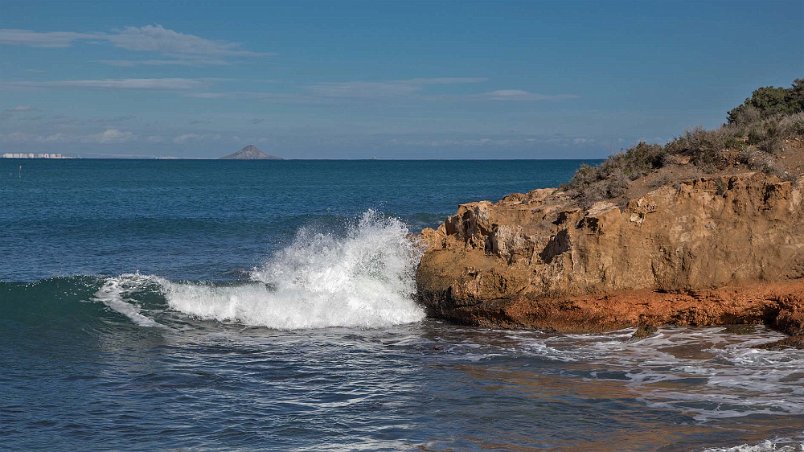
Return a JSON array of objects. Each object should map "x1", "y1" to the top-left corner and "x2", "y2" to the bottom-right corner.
[{"x1": 1, "y1": 159, "x2": 802, "y2": 450}]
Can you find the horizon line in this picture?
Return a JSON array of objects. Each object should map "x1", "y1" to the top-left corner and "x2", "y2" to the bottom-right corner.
[{"x1": 1, "y1": 156, "x2": 606, "y2": 161}]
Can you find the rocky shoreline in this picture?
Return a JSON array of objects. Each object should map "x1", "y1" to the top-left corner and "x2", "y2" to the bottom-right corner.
[
  {"x1": 416, "y1": 171, "x2": 804, "y2": 347},
  {"x1": 414, "y1": 80, "x2": 804, "y2": 345}
]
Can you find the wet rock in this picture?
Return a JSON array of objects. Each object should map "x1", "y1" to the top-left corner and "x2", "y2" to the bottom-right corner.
[
  {"x1": 756, "y1": 335, "x2": 804, "y2": 350},
  {"x1": 721, "y1": 324, "x2": 758, "y2": 335},
  {"x1": 632, "y1": 324, "x2": 658, "y2": 339}
]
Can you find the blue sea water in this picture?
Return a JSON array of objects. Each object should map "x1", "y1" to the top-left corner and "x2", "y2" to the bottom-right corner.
[{"x1": 1, "y1": 159, "x2": 802, "y2": 450}]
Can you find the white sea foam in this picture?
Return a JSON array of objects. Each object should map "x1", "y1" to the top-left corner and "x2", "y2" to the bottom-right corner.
[
  {"x1": 543, "y1": 328, "x2": 804, "y2": 421},
  {"x1": 161, "y1": 210, "x2": 425, "y2": 329},
  {"x1": 93, "y1": 273, "x2": 162, "y2": 327},
  {"x1": 703, "y1": 433, "x2": 804, "y2": 451},
  {"x1": 441, "y1": 327, "x2": 804, "y2": 421}
]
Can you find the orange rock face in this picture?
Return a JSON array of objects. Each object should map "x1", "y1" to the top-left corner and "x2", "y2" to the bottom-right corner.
[{"x1": 416, "y1": 173, "x2": 804, "y2": 338}]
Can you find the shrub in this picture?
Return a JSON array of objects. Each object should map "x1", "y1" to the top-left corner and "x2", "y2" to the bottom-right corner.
[
  {"x1": 728, "y1": 80, "x2": 804, "y2": 124},
  {"x1": 664, "y1": 127, "x2": 740, "y2": 170},
  {"x1": 564, "y1": 78, "x2": 804, "y2": 206},
  {"x1": 789, "y1": 78, "x2": 804, "y2": 111},
  {"x1": 777, "y1": 112, "x2": 804, "y2": 136},
  {"x1": 562, "y1": 142, "x2": 665, "y2": 205},
  {"x1": 729, "y1": 105, "x2": 762, "y2": 127},
  {"x1": 745, "y1": 112, "x2": 804, "y2": 154}
]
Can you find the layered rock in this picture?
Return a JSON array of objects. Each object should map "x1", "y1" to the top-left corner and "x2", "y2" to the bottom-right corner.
[{"x1": 417, "y1": 172, "x2": 804, "y2": 336}]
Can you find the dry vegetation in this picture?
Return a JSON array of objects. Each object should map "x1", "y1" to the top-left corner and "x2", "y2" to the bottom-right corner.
[{"x1": 563, "y1": 79, "x2": 804, "y2": 207}]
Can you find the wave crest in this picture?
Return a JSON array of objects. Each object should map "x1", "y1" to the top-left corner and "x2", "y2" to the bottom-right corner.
[
  {"x1": 94, "y1": 273, "x2": 162, "y2": 327},
  {"x1": 161, "y1": 210, "x2": 425, "y2": 329}
]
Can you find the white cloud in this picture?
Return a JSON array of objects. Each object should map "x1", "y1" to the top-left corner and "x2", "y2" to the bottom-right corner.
[
  {"x1": 107, "y1": 25, "x2": 268, "y2": 58},
  {"x1": 0, "y1": 29, "x2": 97, "y2": 47},
  {"x1": 1, "y1": 131, "x2": 74, "y2": 144},
  {"x1": 6, "y1": 105, "x2": 34, "y2": 112},
  {"x1": 39, "y1": 133, "x2": 69, "y2": 143},
  {"x1": 387, "y1": 134, "x2": 598, "y2": 148},
  {"x1": 308, "y1": 77, "x2": 487, "y2": 99},
  {"x1": 308, "y1": 81, "x2": 419, "y2": 98},
  {"x1": 173, "y1": 133, "x2": 202, "y2": 144},
  {"x1": 484, "y1": 89, "x2": 578, "y2": 101},
  {"x1": 174, "y1": 77, "x2": 578, "y2": 107},
  {"x1": 85, "y1": 128, "x2": 136, "y2": 144},
  {"x1": 184, "y1": 91, "x2": 317, "y2": 104},
  {"x1": 185, "y1": 92, "x2": 231, "y2": 99},
  {"x1": 407, "y1": 77, "x2": 488, "y2": 85},
  {"x1": 0, "y1": 105, "x2": 36, "y2": 119},
  {"x1": 10, "y1": 78, "x2": 207, "y2": 90},
  {"x1": 0, "y1": 25, "x2": 270, "y2": 65},
  {"x1": 486, "y1": 89, "x2": 531, "y2": 99},
  {"x1": 392, "y1": 137, "x2": 508, "y2": 147},
  {"x1": 183, "y1": 79, "x2": 572, "y2": 106},
  {"x1": 1, "y1": 128, "x2": 135, "y2": 145},
  {"x1": 6, "y1": 132, "x2": 28, "y2": 142},
  {"x1": 97, "y1": 58, "x2": 229, "y2": 67}
]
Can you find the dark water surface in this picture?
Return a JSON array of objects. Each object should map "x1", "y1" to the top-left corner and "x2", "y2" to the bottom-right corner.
[{"x1": 1, "y1": 159, "x2": 802, "y2": 450}]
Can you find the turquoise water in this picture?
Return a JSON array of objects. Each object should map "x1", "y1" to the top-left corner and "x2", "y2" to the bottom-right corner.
[{"x1": 1, "y1": 159, "x2": 802, "y2": 450}]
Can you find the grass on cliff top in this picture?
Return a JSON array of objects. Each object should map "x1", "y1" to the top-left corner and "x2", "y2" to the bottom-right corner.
[{"x1": 563, "y1": 78, "x2": 804, "y2": 207}]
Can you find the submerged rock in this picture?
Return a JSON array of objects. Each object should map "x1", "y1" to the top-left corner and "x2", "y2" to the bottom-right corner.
[
  {"x1": 721, "y1": 324, "x2": 759, "y2": 335},
  {"x1": 756, "y1": 335, "x2": 804, "y2": 350}
]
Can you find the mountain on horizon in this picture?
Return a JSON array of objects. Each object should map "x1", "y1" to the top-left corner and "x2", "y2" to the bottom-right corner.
[{"x1": 220, "y1": 145, "x2": 283, "y2": 160}]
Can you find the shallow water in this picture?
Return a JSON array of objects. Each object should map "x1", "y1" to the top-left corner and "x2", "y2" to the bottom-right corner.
[{"x1": 1, "y1": 159, "x2": 802, "y2": 450}]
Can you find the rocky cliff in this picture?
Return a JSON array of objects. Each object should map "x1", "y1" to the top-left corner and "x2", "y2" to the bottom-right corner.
[
  {"x1": 416, "y1": 81, "x2": 804, "y2": 340},
  {"x1": 417, "y1": 170, "x2": 804, "y2": 340}
]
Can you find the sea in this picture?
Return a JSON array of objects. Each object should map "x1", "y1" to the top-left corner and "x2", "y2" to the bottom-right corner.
[{"x1": 1, "y1": 159, "x2": 802, "y2": 450}]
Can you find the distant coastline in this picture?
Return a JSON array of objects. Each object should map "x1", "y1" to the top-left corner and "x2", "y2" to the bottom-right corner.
[{"x1": 2, "y1": 152, "x2": 70, "y2": 159}]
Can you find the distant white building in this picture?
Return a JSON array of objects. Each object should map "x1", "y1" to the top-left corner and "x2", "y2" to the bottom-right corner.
[{"x1": 1, "y1": 153, "x2": 67, "y2": 159}]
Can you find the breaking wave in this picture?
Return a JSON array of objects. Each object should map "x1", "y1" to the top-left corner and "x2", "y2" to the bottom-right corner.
[{"x1": 92, "y1": 210, "x2": 425, "y2": 329}]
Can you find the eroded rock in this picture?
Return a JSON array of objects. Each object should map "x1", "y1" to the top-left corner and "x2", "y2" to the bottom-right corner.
[{"x1": 417, "y1": 173, "x2": 804, "y2": 334}]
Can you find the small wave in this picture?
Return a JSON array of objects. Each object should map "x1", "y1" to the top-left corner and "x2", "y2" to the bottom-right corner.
[
  {"x1": 159, "y1": 210, "x2": 425, "y2": 329},
  {"x1": 433, "y1": 327, "x2": 804, "y2": 421},
  {"x1": 93, "y1": 274, "x2": 163, "y2": 327},
  {"x1": 578, "y1": 328, "x2": 804, "y2": 421}
]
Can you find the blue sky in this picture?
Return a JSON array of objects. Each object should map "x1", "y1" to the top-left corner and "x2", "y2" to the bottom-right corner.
[{"x1": 0, "y1": 0, "x2": 801, "y2": 159}]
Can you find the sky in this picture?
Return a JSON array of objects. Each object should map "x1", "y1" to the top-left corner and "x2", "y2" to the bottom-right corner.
[{"x1": 0, "y1": 0, "x2": 802, "y2": 159}]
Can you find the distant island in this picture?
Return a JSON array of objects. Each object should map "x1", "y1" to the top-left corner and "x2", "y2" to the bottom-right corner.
[{"x1": 220, "y1": 145, "x2": 283, "y2": 160}]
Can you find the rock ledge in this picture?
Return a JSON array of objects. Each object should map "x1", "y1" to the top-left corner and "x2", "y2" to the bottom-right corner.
[{"x1": 416, "y1": 172, "x2": 804, "y2": 337}]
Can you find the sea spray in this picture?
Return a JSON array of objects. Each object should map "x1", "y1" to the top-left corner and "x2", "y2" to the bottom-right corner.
[
  {"x1": 161, "y1": 210, "x2": 425, "y2": 328},
  {"x1": 93, "y1": 273, "x2": 163, "y2": 327}
]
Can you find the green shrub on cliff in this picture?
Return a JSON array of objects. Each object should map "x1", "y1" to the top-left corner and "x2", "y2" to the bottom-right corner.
[
  {"x1": 728, "y1": 79, "x2": 804, "y2": 124},
  {"x1": 564, "y1": 78, "x2": 804, "y2": 206},
  {"x1": 790, "y1": 79, "x2": 804, "y2": 110},
  {"x1": 663, "y1": 126, "x2": 738, "y2": 169},
  {"x1": 564, "y1": 142, "x2": 664, "y2": 202}
]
